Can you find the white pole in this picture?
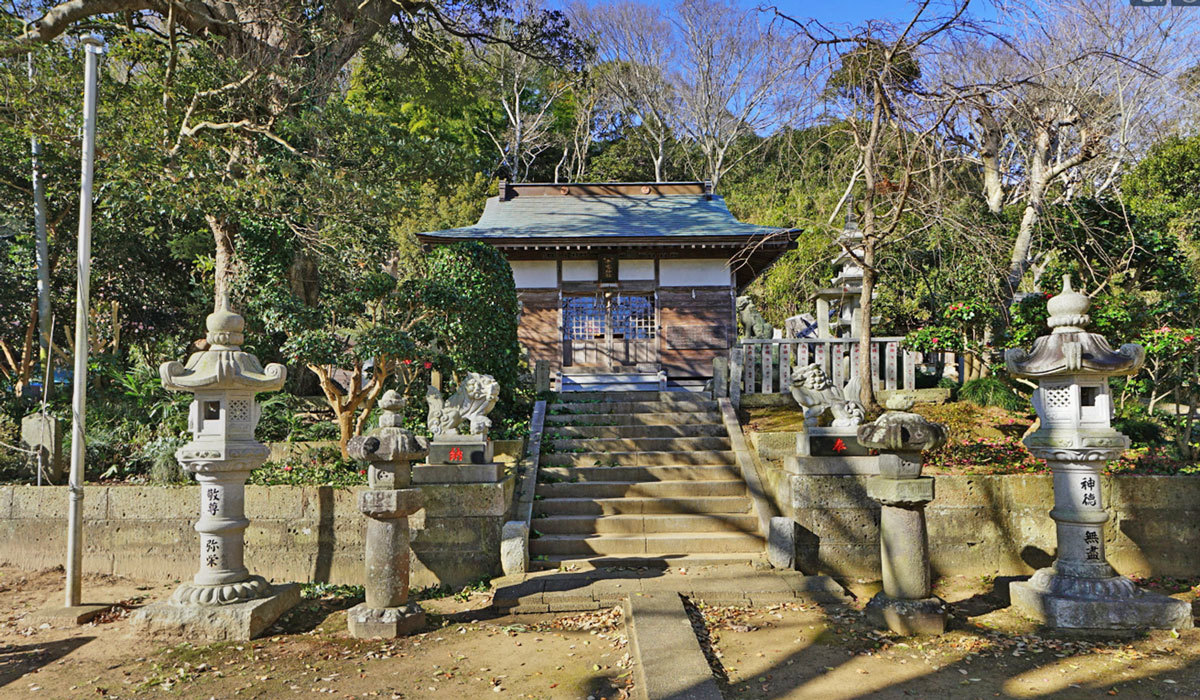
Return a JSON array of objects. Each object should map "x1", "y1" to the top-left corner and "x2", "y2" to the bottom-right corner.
[{"x1": 65, "y1": 35, "x2": 104, "y2": 609}]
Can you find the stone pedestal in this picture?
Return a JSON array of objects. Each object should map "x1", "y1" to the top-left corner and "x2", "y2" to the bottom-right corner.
[
  {"x1": 132, "y1": 304, "x2": 296, "y2": 640},
  {"x1": 796, "y1": 426, "x2": 867, "y2": 457},
  {"x1": 348, "y1": 488, "x2": 425, "y2": 638},
  {"x1": 346, "y1": 392, "x2": 428, "y2": 639},
  {"x1": 414, "y1": 435, "x2": 505, "y2": 484},
  {"x1": 21, "y1": 414, "x2": 64, "y2": 483},
  {"x1": 1005, "y1": 277, "x2": 1193, "y2": 631},
  {"x1": 857, "y1": 402, "x2": 949, "y2": 635}
]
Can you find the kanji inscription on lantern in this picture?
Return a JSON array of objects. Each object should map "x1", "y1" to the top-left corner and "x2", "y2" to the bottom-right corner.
[
  {"x1": 206, "y1": 488, "x2": 220, "y2": 515},
  {"x1": 448, "y1": 447, "x2": 464, "y2": 462},
  {"x1": 1082, "y1": 493, "x2": 1097, "y2": 506},
  {"x1": 1084, "y1": 530, "x2": 1099, "y2": 544}
]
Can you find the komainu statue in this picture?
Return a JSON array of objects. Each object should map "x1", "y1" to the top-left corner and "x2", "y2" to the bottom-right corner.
[
  {"x1": 736, "y1": 296, "x2": 773, "y2": 339},
  {"x1": 426, "y1": 373, "x2": 501, "y2": 439},
  {"x1": 790, "y1": 363, "x2": 865, "y2": 428}
]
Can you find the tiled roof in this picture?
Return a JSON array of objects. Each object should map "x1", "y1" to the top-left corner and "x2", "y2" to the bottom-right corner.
[{"x1": 419, "y1": 193, "x2": 779, "y2": 240}]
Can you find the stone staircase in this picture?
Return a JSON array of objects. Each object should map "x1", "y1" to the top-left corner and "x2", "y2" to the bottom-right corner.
[{"x1": 531, "y1": 390, "x2": 764, "y2": 568}]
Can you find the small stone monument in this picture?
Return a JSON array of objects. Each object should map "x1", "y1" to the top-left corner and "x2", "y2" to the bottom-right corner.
[
  {"x1": 21, "y1": 413, "x2": 64, "y2": 483},
  {"x1": 131, "y1": 303, "x2": 299, "y2": 640},
  {"x1": 857, "y1": 395, "x2": 949, "y2": 635},
  {"x1": 346, "y1": 390, "x2": 427, "y2": 638},
  {"x1": 416, "y1": 372, "x2": 503, "y2": 483},
  {"x1": 1005, "y1": 277, "x2": 1192, "y2": 630}
]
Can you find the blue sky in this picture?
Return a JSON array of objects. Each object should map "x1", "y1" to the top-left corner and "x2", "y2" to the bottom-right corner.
[{"x1": 738, "y1": 0, "x2": 997, "y2": 28}]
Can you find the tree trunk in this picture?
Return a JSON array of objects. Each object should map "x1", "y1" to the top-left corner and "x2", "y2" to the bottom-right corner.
[
  {"x1": 1005, "y1": 127, "x2": 1051, "y2": 301},
  {"x1": 336, "y1": 409, "x2": 355, "y2": 460},
  {"x1": 857, "y1": 239, "x2": 878, "y2": 410},
  {"x1": 976, "y1": 106, "x2": 1004, "y2": 215},
  {"x1": 206, "y1": 214, "x2": 238, "y2": 309}
]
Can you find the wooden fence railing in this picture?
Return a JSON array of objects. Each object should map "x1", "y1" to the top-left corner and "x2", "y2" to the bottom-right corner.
[{"x1": 733, "y1": 337, "x2": 918, "y2": 395}]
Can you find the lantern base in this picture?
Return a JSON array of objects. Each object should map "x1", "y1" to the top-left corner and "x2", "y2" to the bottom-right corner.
[
  {"x1": 170, "y1": 575, "x2": 272, "y2": 606},
  {"x1": 1012, "y1": 568, "x2": 1193, "y2": 630},
  {"x1": 131, "y1": 582, "x2": 300, "y2": 641},
  {"x1": 865, "y1": 594, "x2": 947, "y2": 635},
  {"x1": 347, "y1": 602, "x2": 425, "y2": 638}
]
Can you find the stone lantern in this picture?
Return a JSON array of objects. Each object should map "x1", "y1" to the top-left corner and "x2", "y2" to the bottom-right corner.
[
  {"x1": 1005, "y1": 276, "x2": 1192, "y2": 630},
  {"x1": 346, "y1": 390, "x2": 427, "y2": 638},
  {"x1": 856, "y1": 396, "x2": 948, "y2": 634},
  {"x1": 131, "y1": 304, "x2": 299, "y2": 640}
]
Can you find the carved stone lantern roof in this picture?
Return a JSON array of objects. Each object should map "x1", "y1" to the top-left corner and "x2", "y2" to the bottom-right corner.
[
  {"x1": 1005, "y1": 277, "x2": 1144, "y2": 380},
  {"x1": 160, "y1": 304, "x2": 286, "y2": 393},
  {"x1": 856, "y1": 396, "x2": 948, "y2": 455}
]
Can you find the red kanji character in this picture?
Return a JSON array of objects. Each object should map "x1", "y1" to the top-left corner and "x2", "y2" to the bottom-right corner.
[
  {"x1": 449, "y1": 447, "x2": 464, "y2": 462},
  {"x1": 833, "y1": 439, "x2": 847, "y2": 453}
]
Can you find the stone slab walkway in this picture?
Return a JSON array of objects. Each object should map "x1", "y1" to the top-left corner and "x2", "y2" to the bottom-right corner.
[
  {"x1": 625, "y1": 592, "x2": 723, "y2": 700},
  {"x1": 492, "y1": 563, "x2": 850, "y2": 613}
]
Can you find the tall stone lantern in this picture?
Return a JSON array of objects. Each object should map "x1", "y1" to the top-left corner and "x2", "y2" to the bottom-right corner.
[
  {"x1": 1006, "y1": 276, "x2": 1192, "y2": 630},
  {"x1": 131, "y1": 304, "x2": 300, "y2": 640}
]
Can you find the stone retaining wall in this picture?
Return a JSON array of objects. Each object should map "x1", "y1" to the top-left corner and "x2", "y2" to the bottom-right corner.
[
  {"x1": 0, "y1": 480, "x2": 513, "y2": 589},
  {"x1": 788, "y1": 473, "x2": 1200, "y2": 580},
  {"x1": 2, "y1": 472, "x2": 1194, "y2": 585}
]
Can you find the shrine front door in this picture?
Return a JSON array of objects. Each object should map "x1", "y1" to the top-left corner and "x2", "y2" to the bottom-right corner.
[{"x1": 562, "y1": 292, "x2": 657, "y2": 371}]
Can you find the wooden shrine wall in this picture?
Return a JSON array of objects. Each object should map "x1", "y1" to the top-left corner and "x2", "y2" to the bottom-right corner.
[
  {"x1": 658, "y1": 287, "x2": 734, "y2": 377},
  {"x1": 517, "y1": 290, "x2": 561, "y2": 373}
]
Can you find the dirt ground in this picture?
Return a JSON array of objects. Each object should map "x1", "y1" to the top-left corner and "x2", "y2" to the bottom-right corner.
[
  {"x1": 4, "y1": 567, "x2": 1200, "y2": 700},
  {"x1": 692, "y1": 576, "x2": 1200, "y2": 699},
  {"x1": 0, "y1": 567, "x2": 632, "y2": 699}
]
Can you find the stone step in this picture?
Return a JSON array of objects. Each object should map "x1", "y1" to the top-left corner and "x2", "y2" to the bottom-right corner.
[
  {"x1": 533, "y1": 496, "x2": 753, "y2": 516},
  {"x1": 533, "y1": 513, "x2": 761, "y2": 536},
  {"x1": 548, "y1": 436, "x2": 732, "y2": 453},
  {"x1": 558, "y1": 390, "x2": 703, "y2": 402},
  {"x1": 539, "y1": 465, "x2": 741, "y2": 482},
  {"x1": 536, "y1": 480, "x2": 746, "y2": 499},
  {"x1": 530, "y1": 553, "x2": 764, "y2": 571},
  {"x1": 540, "y1": 451, "x2": 737, "y2": 467},
  {"x1": 550, "y1": 398, "x2": 719, "y2": 415},
  {"x1": 529, "y1": 532, "x2": 765, "y2": 556},
  {"x1": 546, "y1": 424, "x2": 727, "y2": 439},
  {"x1": 563, "y1": 382, "x2": 663, "y2": 393},
  {"x1": 545, "y1": 411, "x2": 722, "y2": 426}
]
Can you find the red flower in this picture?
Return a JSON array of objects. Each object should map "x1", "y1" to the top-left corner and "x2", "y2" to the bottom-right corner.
[
  {"x1": 403, "y1": 358, "x2": 413, "y2": 365},
  {"x1": 359, "y1": 469, "x2": 367, "y2": 475},
  {"x1": 282, "y1": 465, "x2": 293, "y2": 472},
  {"x1": 931, "y1": 337, "x2": 939, "y2": 344},
  {"x1": 1185, "y1": 336, "x2": 1195, "y2": 343},
  {"x1": 423, "y1": 361, "x2": 433, "y2": 369}
]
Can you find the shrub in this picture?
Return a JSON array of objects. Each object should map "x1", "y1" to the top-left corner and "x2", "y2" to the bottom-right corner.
[
  {"x1": 248, "y1": 447, "x2": 367, "y2": 487},
  {"x1": 959, "y1": 376, "x2": 1027, "y2": 412}
]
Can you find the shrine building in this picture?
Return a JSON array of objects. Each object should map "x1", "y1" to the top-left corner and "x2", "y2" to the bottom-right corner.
[{"x1": 417, "y1": 181, "x2": 795, "y2": 388}]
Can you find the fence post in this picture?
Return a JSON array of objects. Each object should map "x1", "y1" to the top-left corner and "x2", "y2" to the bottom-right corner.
[
  {"x1": 712, "y1": 356, "x2": 729, "y2": 400},
  {"x1": 763, "y1": 343, "x2": 773, "y2": 394},
  {"x1": 730, "y1": 348, "x2": 744, "y2": 409}
]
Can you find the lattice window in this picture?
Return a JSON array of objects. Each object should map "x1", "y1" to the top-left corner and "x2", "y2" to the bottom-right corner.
[
  {"x1": 612, "y1": 295, "x2": 655, "y2": 340},
  {"x1": 228, "y1": 400, "x2": 251, "y2": 423},
  {"x1": 1043, "y1": 385, "x2": 1072, "y2": 410},
  {"x1": 564, "y1": 297, "x2": 606, "y2": 340}
]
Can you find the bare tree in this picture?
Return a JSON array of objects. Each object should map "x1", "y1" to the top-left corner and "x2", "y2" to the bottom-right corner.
[
  {"x1": 475, "y1": 2, "x2": 582, "y2": 182},
  {"x1": 936, "y1": 0, "x2": 1199, "y2": 301},
  {"x1": 570, "y1": 0, "x2": 678, "y2": 181},
  {"x1": 779, "y1": 1, "x2": 973, "y2": 409},
  {"x1": 673, "y1": 0, "x2": 804, "y2": 189}
]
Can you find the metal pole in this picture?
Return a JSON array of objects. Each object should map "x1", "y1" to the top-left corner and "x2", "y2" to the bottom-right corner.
[
  {"x1": 65, "y1": 35, "x2": 104, "y2": 609},
  {"x1": 30, "y1": 47, "x2": 52, "y2": 389}
]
